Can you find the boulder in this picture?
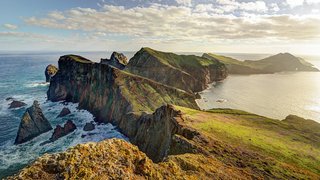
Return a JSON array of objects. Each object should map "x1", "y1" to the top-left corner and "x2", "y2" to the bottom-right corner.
[
  {"x1": 45, "y1": 64, "x2": 58, "y2": 82},
  {"x1": 6, "y1": 97, "x2": 14, "y2": 101},
  {"x1": 9, "y1": 100, "x2": 27, "y2": 109},
  {"x1": 83, "y1": 122, "x2": 95, "y2": 131},
  {"x1": 14, "y1": 101, "x2": 52, "y2": 144},
  {"x1": 50, "y1": 120, "x2": 76, "y2": 142},
  {"x1": 57, "y1": 107, "x2": 71, "y2": 118},
  {"x1": 100, "y1": 52, "x2": 128, "y2": 70}
]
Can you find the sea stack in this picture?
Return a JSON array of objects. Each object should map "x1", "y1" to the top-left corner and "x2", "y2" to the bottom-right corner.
[
  {"x1": 15, "y1": 101, "x2": 52, "y2": 144},
  {"x1": 8, "y1": 100, "x2": 27, "y2": 109},
  {"x1": 50, "y1": 120, "x2": 76, "y2": 142},
  {"x1": 45, "y1": 64, "x2": 58, "y2": 82}
]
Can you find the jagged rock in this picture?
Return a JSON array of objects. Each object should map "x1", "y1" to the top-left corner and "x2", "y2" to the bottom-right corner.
[
  {"x1": 14, "y1": 101, "x2": 52, "y2": 144},
  {"x1": 50, "y1": 120, "x2": 76, "y2": 141},
  {"x1": 9, "y1": 100, "x2": 27, "y2": 109},
  {"x1": 100, "y1": 52, "x2": 128, "y2": 70},
  {"x1": 45, "y1": 64, "x2": 58, "y2": 82},
  {"x1": 195, "y1": 93, "x2": 201, "y2": 99},
  {"x1": 83, "y1": 122, "x2": 95, "y2": 131},
  {"x1": 56, "y1": 107, "x2": 71, "y2": 118},
  {"x1": 7, "y1": 139, "x2": 175, "y2": 179},
  {"x1": 5, "y1": 97, "x2": 14, "y2": 101},
  {"x1": 47, "y1": 54, "x2": 200, "y2": 162}
]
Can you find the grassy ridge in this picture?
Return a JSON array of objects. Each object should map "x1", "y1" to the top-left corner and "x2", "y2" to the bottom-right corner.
[
  {"x1": 174, "y1": 106, "x2": 320, "y2": 178},
  {"x1": 142, "y1": 47, "x2": 221, "y2": 69}
]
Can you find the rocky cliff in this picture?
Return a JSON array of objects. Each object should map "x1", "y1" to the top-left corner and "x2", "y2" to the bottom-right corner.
[
  {"x1": 47, "y1": 54, "x2": 199, "y2": 161},
  {"x1": 9, "y1": 108, "x2": 320, "y2": 179},
  {"x1": 100, "y1": 52, "x2": 128, "y2": 70},
  {"x1": 203, "y1": 52, "x2": 319, "y2": 74},
  {"x1": 15, "y1": 101, "x2": 52, "y2": 144},
  {"x1": 45, "y1": 64, "x2": 58, "y2": 82},
  {"x1": 126, "y1": 48, "x2": 227, "y2": 93}
]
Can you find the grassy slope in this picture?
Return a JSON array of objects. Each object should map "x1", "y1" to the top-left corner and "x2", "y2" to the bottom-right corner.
[
  {"x1": 143, "y1": 47, "x2": 220, "y2": 69},
  {"x1": 115, "y1": 70, "x2": 198, "y2": 112},
  {"x1": 204, "y1": 53, "x2": 245, "y2": 66},
  {"x1": 174, "y1": 106, "x2": 320, "y2": 179},
  {"x1": 65, "y1": 54, "x2": 198, "y2": 113}
]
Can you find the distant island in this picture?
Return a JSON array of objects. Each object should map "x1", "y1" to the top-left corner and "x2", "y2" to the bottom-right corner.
[
  {"x1": 7, "y1": 48, "x2": 320, "y2": 179},
  {"x1": 203, "y1": 52, "x2": 319, "y2": 74}
]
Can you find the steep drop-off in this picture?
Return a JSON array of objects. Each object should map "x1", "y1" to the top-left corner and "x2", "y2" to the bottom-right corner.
[
  {"x1": 47, "y1": 54, "x2": 199, "y2": 162},
  {"x1": 203, "y1": 52, "x2": 319, "y2": 74},
  {"x1": 126, "y1": 47, "x2": 227, "y2": 92},
  {"x1": 9, "y1": 107, "x2": 320, "y2": 179}
]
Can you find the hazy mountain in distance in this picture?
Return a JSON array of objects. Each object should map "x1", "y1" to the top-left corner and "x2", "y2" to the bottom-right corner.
[{"x1": 203, "y1": 52, "x2": 319, "y2": 74}]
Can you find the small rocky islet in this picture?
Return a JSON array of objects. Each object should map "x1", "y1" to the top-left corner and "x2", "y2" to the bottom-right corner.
[
  {"x1": 8, "y1": 48, "x2": 320, "y2": 179},
  {"x1": 14, "y1": 101, "x2": 52, "y2": 145}
]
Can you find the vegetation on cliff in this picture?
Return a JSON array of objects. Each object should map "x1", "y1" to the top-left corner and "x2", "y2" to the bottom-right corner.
[
  {"x1": 203, "y1": 52, "x2": 319, "y2": 74},
  {"x1": 127, "y1": 47, "x2": 227, "y2": 92},
  {"x1": 174, "y1": 106, "x2": 320, "y2": 179},
  {"x1": 10, "y1": 48, "x2": 316, "y2": 179},
  {"x1": 10, "y1": 107, "x2": 320, "y2": 179}
]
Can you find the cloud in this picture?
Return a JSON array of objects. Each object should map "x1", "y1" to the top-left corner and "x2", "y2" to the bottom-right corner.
[
  {"x1": 286, "y1": 0, "x2": 304, "y2": 7},
  {"x1": 3, "y1": 24, "x2": 18, "y2": 30},
  {"x1": 216, "y1": 0, "x2": 268, "y2": 12},
  {"x1": 0, "y1": 31, "x2": 66, "y2": 43},
  {"x1": 175, "y1": 0, "x2": 191, "y2": 6},
  {"x1": 23, "y1": 4, "x2": 320, "y2": 44},
  {"x1": 270, "y1": 3, "x2": 280, "y2": 12},
  {"x1": 286, "y1": 0, "x2": 320, "y2": 8}
]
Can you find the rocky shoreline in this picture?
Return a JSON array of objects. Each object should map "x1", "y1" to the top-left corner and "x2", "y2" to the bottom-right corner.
[{"x1": 6, "y1": 48, "x2": 320, "y2": 179}]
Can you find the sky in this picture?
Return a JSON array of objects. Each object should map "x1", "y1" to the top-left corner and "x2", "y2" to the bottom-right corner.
[{"x1": 0, "y1": 0, "x2": 320, "y2": 55}]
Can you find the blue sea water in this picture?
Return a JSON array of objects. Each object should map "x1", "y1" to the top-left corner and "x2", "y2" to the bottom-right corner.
[
  {"x1": 0, "y1": 51, "x2": 319, "y2": 178},
  {"x1": 196, "y1": 54, "x2": 320, "y2": 123},
  {"x1": 0, "y1": 52, "x2": 129, "y2": 178}
]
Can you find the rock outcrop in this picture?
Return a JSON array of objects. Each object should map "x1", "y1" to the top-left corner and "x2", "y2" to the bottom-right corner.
[
  {"x1": 14, "y1": 101, "x2": 52, "y2": 144},
  {"x1": 100, "y1": 52, "x2": 128, "y2": 70},
  {"x1": 50, "y1": 120, "x2": 76, "y2": 142},
  {"x1": 203, "y1": 53, "x2": 319, "y2": 74},
  {"x1": 56, "y1": 107, "x2": 71, "y2": 118},
  {"x1": 9, "y1": 139, "x2": 248, "y2": 180},
  {"x1": 9, "y1": 107, "x2": 320, "y2": 179},
  {"x1": 83, "y1": 122, "x2": 95, "y2": 131},
  {"x1": 45, "y1": 64, "x2": 58, "y2": 82},
  {"x1": 47, "y1": 54, "x2": 201, "y2": 161},
  {"x1": 126, "y1": 47, "x2": 227, "y2": 93},
  {"x1": 8, "y1": 100, "x2": 27, "y2": 109}
]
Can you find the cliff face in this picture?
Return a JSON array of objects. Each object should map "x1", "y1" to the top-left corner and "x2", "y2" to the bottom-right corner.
[
  {"x1": 45, "y1": 64, "x2": 58, "y2": 82},
  {"x1": 100, "y1": 52, "x2": 128, "y2": 70},
  {"x1": 47, "y1": 54, "x2": 198, "y2": 162},
  {"x1": 126, "y1": 48, "x2": 227, "y2": 93},
  {"x1": 10, "y1": 108, "x2": 320, "y2": 179}
]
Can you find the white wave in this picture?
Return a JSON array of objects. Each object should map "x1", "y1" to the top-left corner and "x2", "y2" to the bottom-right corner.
[
  {"x1": 25, "y1": 82, "x2": 49, "y2": 88},
  {"x1": 0, "y1": 100, "x2": 127, "y2": 175}
]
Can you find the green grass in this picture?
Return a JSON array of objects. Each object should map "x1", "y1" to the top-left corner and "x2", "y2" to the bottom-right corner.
[
  {"x1": 174, "y1": 106, "x2": 320, "y2": 177},
  {"x1": 68, "y1": 55, "x2": 93, "y2": 63},
  {"x1": 204, "y1": 53, "x2": 243, "y2": 65},
  {"x1": 142, "y1": 47, "x2": 222, "y2": 70}
]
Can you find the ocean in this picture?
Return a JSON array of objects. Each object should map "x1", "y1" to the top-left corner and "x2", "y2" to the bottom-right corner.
[
  {"x1": 0, "y1": 52, "x2": 129, "y2": 178},
  {"x1": 196, "y1": 54, "x2": 320, "y2": 123},
  {"x1": 0, "y1": 51, "x2": 319, "y2": 178}
]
